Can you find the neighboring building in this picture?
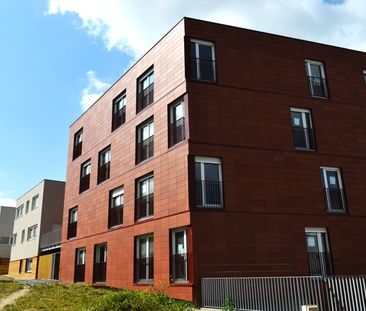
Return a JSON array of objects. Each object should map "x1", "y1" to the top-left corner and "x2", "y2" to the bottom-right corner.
[
  {"x1": 0, "y1": 206, "x2": 16, "y2": 274},
  {"x1": 59, "y1": 17, "x2": 366, "y2": 303},
  {"x1": 9, "y1": 180, "x2": 65, "y2": 280}
]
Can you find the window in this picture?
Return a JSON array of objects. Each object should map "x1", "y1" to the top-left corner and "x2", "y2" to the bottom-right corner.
[
  {"x1": 68, "y1": 207, "x2": 78, "y2": 239},
  {"x1": 93, "y1": 244, "x2": 107, "y2": 283},
  {"x1": 73, "y1": 128, "x2": 83, "y2": 160},
  {"x1": 195, "y1": 157, "x2": 223, "y2": 208},
  {"x1": 74, "y1": 248, "x2": 86, "y2": 283},
  {"x1": 19, "y1": 260, "x2": 23, "y2": 274},
  {"x1": 305, "y1": 228, "x2": 332, "y2": 276},
  {"x1": 108, "y1": 187, "x2": 124, "y2": 228},
  {"x1": 321, "y1": 167, "x2": 346, "y2": 213},
  {"x1": 135, "y1": 235, "x2": 154, "y2": 283},
  {"x1": 290, "y1": 108, "x2": 316, "y2": 150},
  {"x1": 15, "y1": 205, "x2": 24, "y2": 219},
  {"x1": 0, "y1": 236, "x2": 10, "y2": 244},
  {"x1": 31, "y1": 195, "x2": 39, "y2": 210},
  {"x1": 135, "y1": 175, "x2": 154, "y2": 220},
  {"x1": 10, "y1": 233, "x2": 17, "y2": 245},
  {"x1": 25, "y1": 258, "x2": 32, "y2": 272},
  {"x1": 25, "y1": 200, "x2": 29, "y2": 213},
  {"x1": 97, "y1": 146, "x2": 111, "y2": 184},
  {"x1": 137, "y1": 67, "x2": 154, "y2": 112},
  {"x1": 171, "y1": 228, "x2": 188, "y2": 282},
  {"x1": 363, "y1": 70, "x2": 366, "y2": 85},
  {"x1": 190, "y1": 39, "x2": 216, "y2": 82},
  {"x1": 168, "y1": 99, "x2": 185, "y2": 147},
  {"x1": 136, "y1": 119, "x2": 154, "y2": 163},
  {"x1": 112, "y1": 92, "x2": 126, "y2": 131},
  {"x1": 79, "y1": 159, "x2": 91, "y2": 193},
  {"x1": 305, "y1": 60, "x2": 328, "y2": 98},
  {"x1": 27, "y1": 225, "x2": 38, "y2": 240},
  {"x1": 21, "y1": 230, "x2": 25, "y2": 243}
]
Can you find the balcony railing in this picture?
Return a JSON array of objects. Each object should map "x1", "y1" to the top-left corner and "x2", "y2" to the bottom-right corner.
[
  {"x1": 97, "y1": 162, "x2": 110, "y2": 184},
  {"x1": 196, "y1": 180, "x2": 223, "y2": 208},
  {"x1": 136, "y1": 136, "x2": 154, "y2": 163},
  {"x1": 292, "y1": 126, "x2": 316, "y2": 150},
  {"x1": 171, "y1": 253, "x2": 188, "y2": 282},
  {"x1": 79, "y1": 174, "x2": 90, "y2": 193},
  {"x1": 112, "y1": 106, "x2": 126, "y2": 131},
  {"x1": 308, "y1": 251, "x2": 333, "y2": 276},
  {"x1": 135, "y1": 257, "x2": 154, "y2": 283},
  {"x1": 135, "y1": 194, "x2": 154, "y2": 220},
  {"x1": 137, "y1": 83, "x2": 154, "y2": 112},
  {"x1": 73, "y1": 142, "x2": 82, "y2": 160},
  {"x1": 93, "y1": 262, "x2": 106, "y2": 283},
  {"x1": 169, "y1": 117, "x2": 185, "y2": 147},
  {"x1": 191, "y1": 58, "x2": 216, "y2": 82},
  {"x1": 40, "y1": 228, "x2": 61, "y2": 249},
  {"x1": 67, "y1": 221, "x2": 77, "y2": 239},
  {"x1": 308, "y1": 76, "x2": 328, "y2": 98},
  {"x1": 108, "y1": 204, "x2": 123, "y2": 228},
  {"x1": 324, "y1": 188, "x2": 347, "y2": 213},
  {"x1": 74, "y1": 264, "x2": 85, "y2": 283}
]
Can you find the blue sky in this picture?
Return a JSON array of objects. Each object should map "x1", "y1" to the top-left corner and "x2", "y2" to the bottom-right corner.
[{"x1": 0, "y1": 0, "x2": 365, "y2": 206}]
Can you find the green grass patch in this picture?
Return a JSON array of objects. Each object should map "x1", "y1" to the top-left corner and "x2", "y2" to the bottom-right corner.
[
  {"x1": 0, "y1": 282, "x2": 24, "y2": 300},
  {"x1": 3, "y1": 283, "x2": 194, "y2": 311}
]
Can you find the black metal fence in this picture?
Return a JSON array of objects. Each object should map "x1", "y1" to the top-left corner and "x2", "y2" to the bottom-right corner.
[
  {"x1": 169, "y1": 117, "x2": 185, "y2": 147},
  {"x1": 196, "y1": 180, "x2": 223, "y2": 208},
  {"x1": 135, "y1": 257, "x2": 154, "y2": 282},
  {"x1": 67, "y1": 222, "x2": 77, "y2": 240},
  {"x1": 112, "y1": 105, "x2": 126, "y2": 131},
  {"x1": 308, "y1": 76, "x2": 328, "y2": 98},
  {"x1": 171, "y1": 253, "x2": 188, "y2": 282},
  {"x1": 135, "y1": 194, "x2": 154, "y2": 220},
  {"x1": 292, "y1": 126, "x2": 316, "y2": 150},
  {"x1": 324, "y1": 188, "x2": 347, "y2": 213},
  {"x1": 136, "y1": 136, "x2": 154, "y2": 163},
  {"x1": 93, "y1": 262, "x2": 106, "y2": 283},
  {"x1": 191, "y1": 58, "x2": 216, "y2": 81},
  {"x1": 74, "y1": 264, "x2": 85, "y2": 283},
  {"x1": 308, "y1": 251, "x2": 333, "y2": 276},
  {"x1": 108, "y1": 204, "x2": 123, "y2": 228},
  {"x1": 137, "y1": 83, "x2": 154, "y2": 112},
  {"x1": 73, "y1": 142, "x2": 82, "y2": 160},
  {"x1": 98, "y1": 162, "x2": 110, "y2": 184},
  {"x1": 79, "y1": 174, "x2": 90, "y2": 193}
]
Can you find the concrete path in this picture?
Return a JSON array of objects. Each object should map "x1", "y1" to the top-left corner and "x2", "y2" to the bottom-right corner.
[{"x1": 0, "y1": 287, "x2": 30, "y2": 310}]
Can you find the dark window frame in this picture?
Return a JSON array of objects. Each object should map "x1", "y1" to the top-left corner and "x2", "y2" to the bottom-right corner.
[
  {"x1": 93, "y1": 243, "x2": 107, "y2": 283},
  {"x1": 135, "y1": 173, "x2": 154, "y2": 221},
  {"x1": 97, "y1": 146, "x2": 111, "y2": 184},
  {"x1": 168, "y1": 99, "x2": 185, "y2": 147},
  {"x1": 134, "y1": 234, "x2": 154, "y2": 283},
  {"x1": 111, "y1": 91, "x2": 126, "y2": 132},
  {"x1": 290, "y1": 107, "x2": 316, "y2": 151},
  {"x1": 136, "y1": 66, "x2": 154, "y2": 113},
  {"x1": 79, "y1": 159, "x2": 91, "y2": 193},
  {"x1": 108, "y1": 186, "x2": 124, "y2": 228},
  {"x1": 136, "y1": 118, "x2": 154, "y2": 164},
  {"x1": 67, "y1": 207, "x2": 78, "y2": 239},
  {"x1": 305, "y1": 59, "x2": 329, "y2": 98},
  {"x1": 73, "y1": 128, "x2": 83, "y2": 160},
  {"x1": 190, "y1": 39, "x2": 216, "y2": 82}
]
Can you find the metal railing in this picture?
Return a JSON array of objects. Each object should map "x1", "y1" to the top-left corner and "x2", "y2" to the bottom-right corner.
[
  {"x1": 308, "y1": 251, "x2": 333, "y2": 276},
  {"x1": 196, "y1": 180, "x2": 223, "y2": 208},
  {"x1": 112, "y1": 105, "x2": 126, "y2": 131},
  {"x1": 93, "y1": 262, "x2": 106, "y2": 283},
  {"x1": 74, "y1": 264, "x2": 85, "y2": 283},
  {"x1": 136, "y1": 136, "x2": 154, "y2": 163},
  {"x1": 171, "y1": 253, "x2": 188, "y2": 282},
  {"x1": 67, "y1": 221, "x2": 77, "y2": 239},
  {"x1": 324, "y1": 188, "x2": 347, "y2": 213},
  {"x1": 169, "y1": 117, "x2": 185, "y2": 147},
  {"x1": 40, "y1": 227, "x2": 61, "y2": 249},
  {"x1": 79, "y1": 174, "x2": 90, "y2": 193},
  {"x1": 135, "y1": 257, "x2": 154, "y2": 283},
  {"x1": 292, "y1": 126, "x2": 316, "y2": 150},
  {"x1": 97, "y1": 162, "x2": 110, "y2": 184},
  {"x1": 308, "y1": 76, "x2": 328, "y2": 98},
  {"x1": 201, "y1": 275, "x2": 366, "y2": 311},
  {"x1": 108, "y1": 204, "x2": 123, "y2": 228},
  {"x1": 135, "y1": 193, "x2": 154, "y2": 220},
  {"x1": 137, "y1": 83, "x2": 154, "y2": 112},
  {"x1": 191, "y1": 58, "x2": 216, "y2": 82},
  {"x1": 73, "y1": 142, "x2": 82, "y2": 160}
]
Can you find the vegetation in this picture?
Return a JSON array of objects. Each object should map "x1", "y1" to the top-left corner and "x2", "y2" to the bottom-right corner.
[
  {"x1": 222, "y1": 297, "x2": 235, "y2": 311},
  {"x1": 0, "y1": 282, "x2": 24, "y2": 300},
  {"x1": 3, "y1": 283, "x2": 194, "y2": 311}
]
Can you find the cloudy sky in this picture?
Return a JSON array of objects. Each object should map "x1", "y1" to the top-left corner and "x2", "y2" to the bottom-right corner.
[{"x1": 0, "y1": 0, "x2": 365, "y2": 205}]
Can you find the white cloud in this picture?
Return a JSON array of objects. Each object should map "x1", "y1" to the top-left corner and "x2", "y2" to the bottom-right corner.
[
  {"x1": 80, "y1": 70, "x2": 110, "y2": 111},
  {"x1": 47, "y1": 0, "x2": 366, "y2": 58},
  {"x1": 0, "y1": 192, "x2": 16, "y2": 207}
]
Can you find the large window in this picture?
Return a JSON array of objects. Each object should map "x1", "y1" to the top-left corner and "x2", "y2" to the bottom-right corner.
[
  {"x1": 93, "y1": 244, "x2": 107, "y2": 283},
  {"x1": 15, "y1": 205, "x2": 24, "y2": 219},
  {"x1": 67, "y1": 207, "x2": 78, "y2": 239},
  {"x1": 290, "y1": 108, "x2": 316, "y2": 150},
  {"x1": 10, "y1": 233, "x2": 17, "y2": 245},
  {"x1": 112, "y1": 92, "x2": 126, "y2": 131},
  {"x1": 195, "y1": 157, "x2": 223, "y2": 208},
  {"x1": 135, "y1": 175, "x2": 154, "y2": 220},
  {"x1": 363, "y1": 70, "x2": 366, "y2": 85},
  {"x1": 0, "y1": 236, "x2": 10, "y2": 245},
  {"x1": 135, "y1": 235, "x2": 154, "y2": 283},
  {"x1": 191, "y1": 39, "x2": 216, "y2": 82},
  {"x1": 73, "y1": 128, "x2": 83, "y2": 160},
  {"x1": 27, "y1": 225, "x2": 38, "y2": 240},
  {"x1": 171, "y1": 228, "x2": 188, "y2": 282},
  {"x1": 136, "y1": 119, "x2": 154, "y2": 163},
  {"x1": 305, "y1": 228, "x2": 332, "y2": 276},
  {"x1": 168, "y1": 99, "x2": 185, "y2": 147},
  {"x1": 21, "y1": 230, "x2": 25, "y2": 243},
  {"x1": 25, "y1": 258, "x2": 33, "y2": 272},
  {"x1": 98, "y1": 146, "x2": 111, "y2": 184},
  {"x1": 108, "y1": 187, "x2": 124, "y2": 228},
  {"x1": 25, "y1": 200, "x2": 30, "y2": 214},
  {"x1": 321, "y1": 167, "x2": 346, "y2": 213},
  {"x1": 31, "y1": 195, "x2": 39, "y2": 210},
  {"x1": 74, "y1": 248, "x2": 86, "y2": 283},
  {"x1": 137, "y1": 67, "x2": 154, "y2": 112},
  {"x1": 305, "y1": 60, "x2": 328, "y2": 98},
  {"x1": 79, "y1": 159, "x2": 91, "y2": 193}
]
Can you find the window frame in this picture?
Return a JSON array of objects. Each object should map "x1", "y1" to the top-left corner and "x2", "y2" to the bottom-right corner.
[
  {"x1": 108, "y1": 186, "x2": 124, "y2": 228},
  {"x1": 21, "y1": 229, "x2": 25, "y2": 243},
  {"x1": 25, "y1": 258, "x2": 33, "y2": 273},
  {"x1": 31, "y1": 195, "x2": 39, "y2": 210},
  {"x1": 170, "y1": 228, "x2": 188, "y2": 283},
  {"x1": 73, "y1": 128, "x2": 83, "y2": 160},
  {"x1": 168, "y1": 99, "x2": 185, "y2": 147},
  {"x1": 136, "y1": 118, "x2": 154, "y2": 163},
  {"x1": 79, "y1": 159, "x2": 91, "y2": 193},
  {"x1": 135, "y1": 234, "x2": 154, "y2": 283},
  {"x1": 290, "y1": 107, "x2": 316, "y2": 151},
  {"x1": 97, "y1": 146, "x2": 111, "y2": 184},
  {"x1": 137, "y1": 67, "x2": 154, "y2": 113},
  {"x1": 135, "y1": 174, "x2": 154, "y2": 221},
  {"x1": 305, "y1": 59, "x2": 328, "y2": 98},
  {"x1": 112, "y1": 91, "x2": 126, "y2": 131},
  {"x1": 190, "y1": 39, "x2": 216, "y2": 82},
  {"x1": 76, "y1": 248, "x2": 86, "y2": 265},
  {"x1": 27, "y1": 225, "x2": 38, "y2": 241},
  {"x1": 363, "y1": 69, "x2": 366, "y2": 85}
]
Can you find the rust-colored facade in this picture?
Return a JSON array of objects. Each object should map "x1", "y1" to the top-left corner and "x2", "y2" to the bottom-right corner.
[{"x1": 60, "y1": 18, "x2": 366, "y2": 303}]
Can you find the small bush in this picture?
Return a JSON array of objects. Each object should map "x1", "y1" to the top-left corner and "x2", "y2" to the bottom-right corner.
[{"x1": 222, "y1": 297, "x2": 235, "y2": 311}]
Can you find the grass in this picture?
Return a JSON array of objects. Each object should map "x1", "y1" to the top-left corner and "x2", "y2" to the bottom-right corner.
[
  {"x1": 0, "y1": 282, "x2": 24, "y2": 300},
  {"x1": 3, "y1": 283, "x2": 194, "y2": 311}
]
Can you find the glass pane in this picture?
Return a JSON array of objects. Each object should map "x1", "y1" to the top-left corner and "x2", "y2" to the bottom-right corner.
[
  {"x1": 139, "y1": 238, "x2": 147, "y2": 258},
  {"x1": 204, "y1": 163, "x2": 220, "y2": 181},
  {"x1": 190, "y1": 42, "x2": 196, "y2": 58},
  {"x1": 291, "y1": 112, "x2": 303, "y2": 127},
  {"x1": 306, "y1": 233, "x2": 319, "y2": 252},
  {"x1": 304, "y1": 112, "x2": 311, "y2": 129},
  {"x1": 175, "y1": 231, "x2": 185, "y2": 254},
  {"x1": 148, "y1": 237, "x2": 154, "y2": 257},
  {"x1": 195, "y1": 162, "x2": 201, "y2": 181},
  {"x1": 149, "y1": 178, "x2": 154, "y2": 193},
  {"x1": 173, "y1": 103, "x2": 183, "y2": 121},
  {"x1": 326, "y1": 171, "x2": 339, "y2": 189},
  {"x1": 310, "y1": 64, "x2": 322, "y2": 78},
  {"x1": 199, "y1": 44, "x2": 213, "y2": 60}
]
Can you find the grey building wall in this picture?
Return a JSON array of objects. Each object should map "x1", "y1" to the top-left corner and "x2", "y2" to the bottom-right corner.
[{"x1": 0, "y1": 206, "x2": 16, "y2": 258}]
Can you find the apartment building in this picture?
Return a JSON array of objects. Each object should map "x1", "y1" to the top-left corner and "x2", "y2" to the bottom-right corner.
[
  {"x1": 0, "y1": 206, "x2": 16, "y2": 274},
  {"x1": 60, "y1": 18, "x2": 366, "y2": 303},
  {"x1": 9, "y1": 179, "x2": 65, "y2": 280}
]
